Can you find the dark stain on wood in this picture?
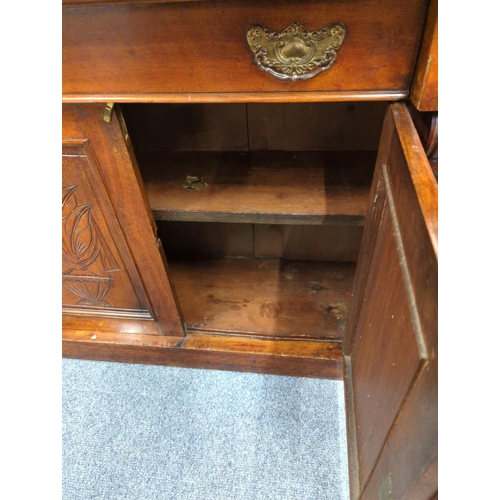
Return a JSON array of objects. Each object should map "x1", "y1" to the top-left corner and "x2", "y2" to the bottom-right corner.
[
  {"x1": 169, "y1": 259, "x2": 356, "y2": 340},
  {"x1": 259, "y1": 302, "x2": 283, "y2": 319}
]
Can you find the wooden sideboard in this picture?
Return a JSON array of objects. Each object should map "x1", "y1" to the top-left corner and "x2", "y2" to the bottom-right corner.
[{"x1": 63, "y1": 1, "x2": 437, "y2": 498}]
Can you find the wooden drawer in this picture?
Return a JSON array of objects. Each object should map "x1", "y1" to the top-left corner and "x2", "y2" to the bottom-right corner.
[{"x1": 63, "y1": 0, "x2": 429, "y2": 102}]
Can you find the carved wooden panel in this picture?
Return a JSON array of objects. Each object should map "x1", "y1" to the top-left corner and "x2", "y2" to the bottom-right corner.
[
  {"x1": 62, "y1": 104, "x2": 184, "y2": 337},
  {"x1": 62, "y1": 141, "x2": 152, "y2": 320}
]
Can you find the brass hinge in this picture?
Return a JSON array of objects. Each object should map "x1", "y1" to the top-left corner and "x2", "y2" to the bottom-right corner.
[
  {"x1": 115, "y1": 105, "x2": 129, "y2": 140},
  {"x1": 103, "y1": 102, "x2": 115, "y2": 123},
  {"x1": 103, "y1": 103, "x2": 129, "y2": 142}
]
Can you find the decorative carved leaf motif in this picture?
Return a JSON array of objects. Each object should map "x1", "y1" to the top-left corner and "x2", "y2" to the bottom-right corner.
[
  {"x1": 71, "y1": 206, "x2": 93, "y2": 258},
  {"x1": 63, "y1": 203, "x2": 79, "y2": 253},
  {"x1": 62, "y1": 205, "x2": 99, "y2": 271},
  {"x1": 62, "y1": 186, "x2": 78, "y2": 222},
  {"x1": 62, "y1": 185, "x2": 120, "y2": 306},
  {"x1": 62, "y1": 186, "x2": 79, "y2": 270}
]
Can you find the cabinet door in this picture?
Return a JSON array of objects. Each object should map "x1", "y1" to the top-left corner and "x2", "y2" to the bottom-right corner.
[
  {"x1": 62, "y1": 104, "x2": 184, "y2": 337},
  {"x1": 343, "y1": 103, "x2": 437, "y2": 499}
]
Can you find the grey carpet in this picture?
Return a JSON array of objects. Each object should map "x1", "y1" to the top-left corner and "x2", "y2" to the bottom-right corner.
[{"x1": 62, "y1": 358, "x2": 349, "y2": 500}]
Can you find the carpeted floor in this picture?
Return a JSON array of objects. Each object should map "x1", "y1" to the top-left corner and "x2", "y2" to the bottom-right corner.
[{"x1": 62, "y1": 358, "x2": 349, "y2": 500}]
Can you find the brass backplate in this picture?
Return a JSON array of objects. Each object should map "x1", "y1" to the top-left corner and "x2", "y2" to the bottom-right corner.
[{"x1": 246, "y1": 22, "x2": 346, "y2": 81}]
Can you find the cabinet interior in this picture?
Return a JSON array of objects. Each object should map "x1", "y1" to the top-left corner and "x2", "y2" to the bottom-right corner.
[{"x1": 123, "y1": 102, "x2": 388, "y2": 341}]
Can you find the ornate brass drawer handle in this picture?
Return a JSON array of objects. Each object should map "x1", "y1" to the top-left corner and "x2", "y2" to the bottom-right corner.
[{"x1": 246, "y1": 22, "x2": 346, "y2": 81}]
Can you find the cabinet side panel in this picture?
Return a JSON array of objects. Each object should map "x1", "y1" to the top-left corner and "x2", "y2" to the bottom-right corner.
[{"x1": 410, "y1": 0, "x2": 438, "y2": 111}]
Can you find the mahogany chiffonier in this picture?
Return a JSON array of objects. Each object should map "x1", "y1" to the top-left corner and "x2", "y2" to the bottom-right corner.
[{"x1": 62, "y1": 1, "x2": 438, "y2": 498}]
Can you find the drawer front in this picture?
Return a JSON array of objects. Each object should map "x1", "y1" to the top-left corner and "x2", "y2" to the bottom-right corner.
[{"x1": 63, "y1": 0, "x2": 429, "y2": 101}]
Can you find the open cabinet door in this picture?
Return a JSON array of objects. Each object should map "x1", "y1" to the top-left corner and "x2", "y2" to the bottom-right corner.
[
  {"x1": 343, "y1": 103, "x2": 437, "y2": 499},
  {"x1": 62, "y1": 104, "x2": 184, "y2": 348}
]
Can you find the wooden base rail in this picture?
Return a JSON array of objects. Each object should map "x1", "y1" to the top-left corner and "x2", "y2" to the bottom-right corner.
[{"x1": 63, "y1": 330, "x2": 344, "y2": 380}]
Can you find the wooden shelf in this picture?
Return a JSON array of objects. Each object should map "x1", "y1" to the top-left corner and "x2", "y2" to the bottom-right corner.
[
  {"x1": 169, "y1": 258, "x2": 356, "y2": 340},
  {"x1": 141, "y1": 151, "x2": 375, "y2": 225}
]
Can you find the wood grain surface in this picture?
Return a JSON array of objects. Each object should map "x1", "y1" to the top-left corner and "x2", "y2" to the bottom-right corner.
[
  {"x1": 64, "y1": 0, "x2": 205, "y2": 5},
  {"x1": 411, "y1": 0, "x2": 438, "y2": 111},
  {"x1": 343, "y1": 103, "x2": 437, "y2": 499},
  {"x1": 169, "y1": 258, "x2": 356, "y2": 340},
  {"x1": 124, "y1": 102, "x2": 388, "y2": 152},
  {"x1": 63, "y1": 0, "x2": 428, "y2": 100},
  {"x1": 352, "y1": 204, "x2": 423, "y2": 488},
  {"x1": 63, "y1": 103, "x2": 185, "y2": 336},
  {"x1": 63, "y1": 329, "x2": 344, "y2": 379},
  {"x1": 62, "y1": 144, "x2": 153, "y2": 322},
  {"x1": 160, "y1": 222, "x2": 363, "y2": 262},
  {"x1": 141, "y1": 151, "x2": 375, "y2": 225},
  {"x1": 247, "y1": 102, "x2": 388, "y2": 151},
  {"x1": 125, "y1": 103, "x2": 249, "y2": 152}
]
